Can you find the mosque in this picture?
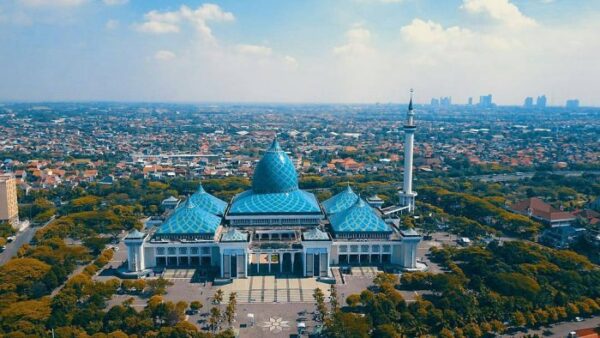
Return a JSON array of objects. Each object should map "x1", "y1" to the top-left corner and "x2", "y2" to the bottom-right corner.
[{"x1": 125, "y1": 97, "x2": 421, "y2": 280}]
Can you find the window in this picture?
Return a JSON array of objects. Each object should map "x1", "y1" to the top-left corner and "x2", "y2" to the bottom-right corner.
[
  {"x1": 372, "y1": 245, "x2": 380, "y2": 252},
  {"x1": 201, "y1": 247, "x2": 210, "y2": 255},
  {"x1": 339, "y1": 245, "x2": 347, "y2": 253},
  {"x1": 382, "y1": 245, "x2": 391, "y2": 253},
  {"x1": 190, "y1": 247, "x2": 199, "y2": 255},
  {"x1": 350, "y1": 245, "x2": 358, "y2": 253},
  {"x1": 167, "y1": 247, "x2": 176, "y2": 255},
  {"x1": 361, "y1": 245, "x2": 369, "y2": 252},
  {"x1": 179, "y1": 247, "x2": 187, "y2": 254},
  {"x1": 156, "y1": 247, "x2": 165, "y2": 255}
]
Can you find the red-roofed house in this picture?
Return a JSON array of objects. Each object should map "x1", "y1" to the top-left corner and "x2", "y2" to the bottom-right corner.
[{"x1": 509, "y1": 197, "x2": 575, "y2": 227}]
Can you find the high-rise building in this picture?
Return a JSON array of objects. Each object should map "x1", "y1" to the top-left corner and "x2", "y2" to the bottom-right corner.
[
  {"x1": 468, "y1": 97, "x2": 473, "y2": 105},
  {"x1": 399, "y1": 91, "x2": 417, "y2": 213},
  {"x1": 566, "y1": 99, "x2": 580, "y2": 108},
  {"x1": 0, "y1": 174, "x2": 19, "y2": 226},
  {"x1": 536, "y1": 95, "x2": 547, "y2": 108},
  {"x1": 430, "y1": 98, "x2": 439, "y2": 107},
  {"x1": 479, "y1": 94, "x2": 493, "y2": 108},
  {"x1": 524, "y1": 97, "x2": 533, "y2": 108},
  {"x1": 440, "y1": 96, "x2": 452, "y2": 107}
]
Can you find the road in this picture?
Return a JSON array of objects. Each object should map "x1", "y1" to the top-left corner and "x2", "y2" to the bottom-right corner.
[
  {"x1": 466, "y1": 170, "x2": 600, "y2": 183},
  {"x1": 0, "y1": 226, "x2": 37, "y2": 265},
  {"x1": 502, "y1": 315, "x2": 600, "y2": 338},
  {"x1": 0, "y1": 217, "x2": 54, "y2": 266}
]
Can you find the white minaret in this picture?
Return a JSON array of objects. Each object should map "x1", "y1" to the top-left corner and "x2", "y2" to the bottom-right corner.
[{"x1": 399, "y1": 89, "x2": 417, "y2": 213}]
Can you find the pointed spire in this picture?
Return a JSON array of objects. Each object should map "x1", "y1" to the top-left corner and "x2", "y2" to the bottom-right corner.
[
  {"x1": 356, "y1": 196, "x2": 366, "y2": 208},
  {"x1": 197, "y1": 182, "x2": 205, "y2": 194},
  {"x1": 268, "y1": 135, "x2": 282, "y2": 152},
  {"x1": 183, "y1": 195, "x2": 196, "y2": 209},
  {"x1": 408, "y1": 88, "x2": 414, "y2": 112}
]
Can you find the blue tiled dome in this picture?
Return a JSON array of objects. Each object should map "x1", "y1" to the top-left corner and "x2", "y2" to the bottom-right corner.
[
  {"x1": 156, "y1": 198, "x2": 221, "y2": 235},
  {"x1": 322, "y1": 185, "x2": 359, "y2": 215},
  {"x1": 251, "y1": 138, "x2": 299, "y2": 194},
  {"x1": 229, "y1": 189, "x2": 320, "y2": 214},
  {"x1": 329, "y1": 198, "x2": 391, "y2": 233},
  {"x1": 189, "y1": 183, "x2": 227, "y2": 216}
]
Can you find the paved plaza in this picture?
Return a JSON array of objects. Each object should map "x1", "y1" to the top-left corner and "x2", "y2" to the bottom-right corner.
[{"x1": 219, "y1": 276, "x2": 331, "y2": 303}]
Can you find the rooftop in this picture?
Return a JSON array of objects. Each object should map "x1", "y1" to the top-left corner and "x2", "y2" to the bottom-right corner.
[
  {"x1": 329, "y1": 198, "x2": 392, "y2": 233},
  {"x1": 156, "y1": 198, "x2": 221, "y2": 235},
  {"x1": 322, "y1": 185, "x2": 359, "y2": 215},
  {"x1": 189, "y1": 183, "x2": 227, "y2": 216}
]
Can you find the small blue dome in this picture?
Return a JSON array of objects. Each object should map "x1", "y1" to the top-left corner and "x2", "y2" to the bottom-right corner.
[
  {"x1": 329, "y1": 198, "x2": 391, "y2": 233},
  {"x1": 251, "y1": 138, "x2": 299, "y2": 194},
  {"x1": 322, "y1": 185, "x2": 359, "y2": 215},
  {"x1": 156, "y1": 198, "x2": 221, "y2": 235},
  {"x1": 189, "y1": 183, "x2": 227, "y2": 216}
]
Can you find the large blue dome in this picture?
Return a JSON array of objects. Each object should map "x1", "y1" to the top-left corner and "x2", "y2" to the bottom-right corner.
[{"x1": 251, "y1": 138, "x2": 299, "y2": 194}]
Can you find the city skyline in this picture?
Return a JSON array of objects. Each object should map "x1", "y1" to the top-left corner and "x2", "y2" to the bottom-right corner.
[{"x1": 1, "y1": 0, "x2": 600, "y2": 105}]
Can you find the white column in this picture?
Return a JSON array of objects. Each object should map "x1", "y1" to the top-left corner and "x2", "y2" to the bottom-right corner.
[
  {"x1": 220, "y1": 253, "x2": 224, "y2": 277},
  {"x1": 268, "y1": 254, "x2": 271, "y2": 273},
  {"x1": 303, "y1": 252, "x2": 306, "y2": 276},
  {"x1": 291, "y1": 253, "x2": 295, "y2": 273},
  {"x1": 279, "y1": 253, "x2": 282, "y2": 273},
  {"x1": 326, "y1": 251, "x2": 330, "y2": 276},
  {"x1": 255, "y1": 253, "x2": 260, "y2": 274}
]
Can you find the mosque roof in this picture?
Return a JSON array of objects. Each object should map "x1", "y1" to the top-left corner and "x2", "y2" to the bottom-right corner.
[
  {"x1": 189, "y1": 183, "x2": 227, "y2": 216},
  {"x1": 229, "y1": 189, "x2": 321, "y2": 215},
  {"x1": 303, "y1": 227, "x2": 330, "y2": 241},
  {"x1": 251, "y1": 138, "x2": 299, "y2": 194},
  {"x1": 228, "y1": 137, "x2": 321, "y2": 215},
  {"x1": 156, "y1": 198, "x2": 221, "y2": 235},
  {"x1": 322, "y1": 185, "x2": 359, "y2": 215},
  {"x1": 329, "y1": 198, "x2": 392, "y2": 233},
  {"x1": 220, "y1": 227, "x2": 249, "y2": 242}
]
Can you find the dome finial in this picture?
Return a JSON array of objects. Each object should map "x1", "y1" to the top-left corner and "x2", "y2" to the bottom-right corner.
[
  {"x1": 197, "y1": 181, "x2": 205, "y2": 193},
  {"x1": 184, "y1": 195, "x2": 195, "y2": 209},
  {"x1": 268, "y1": 135, "x2": 281, "y2": 152}
]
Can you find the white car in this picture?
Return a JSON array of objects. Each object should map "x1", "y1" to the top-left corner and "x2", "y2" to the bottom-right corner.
[{"x1": 6, "y1": 236, "x2": 16, "y2": 243}]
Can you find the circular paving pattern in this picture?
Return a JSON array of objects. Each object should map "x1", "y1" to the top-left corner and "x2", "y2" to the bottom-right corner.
[{"x1": 260, "y1": 317, "x2": 291, "y2": 334}]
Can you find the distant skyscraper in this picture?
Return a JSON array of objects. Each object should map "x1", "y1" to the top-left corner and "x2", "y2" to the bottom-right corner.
[
  {"x1": 479, "y1": 94, "x2": 493, "y2": 108},
  {"x1": 440, "y1": 96, "x2": 451, "y2": 107},
  {"x1": 566, "y1": 99, "x2": 580, "y2": 108},
  {"x1": 524, "y1": 97, "x2": 533, "y2": 108},
  {"x1": 430, "y1": 98, "x2": 439, "y2": 107},
  {"x1": 0, "y1": 174, "x2": 19, "y2": 227},
  {"x1": 536, "y1": 95, "x2": 547, "y2": 108},
  {"x1": 468, "y1": 97, "x2": 473, "y2": 105}
]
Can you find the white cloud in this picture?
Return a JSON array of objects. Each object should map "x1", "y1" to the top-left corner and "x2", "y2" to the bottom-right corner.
[
  {"x1": 333, "y1": 26, "x2": 374, "y2": 57},
  {"x1": 103, "y1": 0, "x2": 128, "y2": 5},
  {"x1": 18, "y1": 0, "x2": 86, "y2": 7},
  {"x1": 154, "y1": 50, "x2": 176, "y2": 61},
  {"x1": 462, "y1": 0, "x2": 537, "y2": 28},
  {"x1": 105, "y1": 19, "x2": 119, "y2": 30},
  {"x1": 400, "y1": 18, "x2": 473, "y2": 45},
  {"x1": 283, "y1": 55, "x2": 298, "y2": 69},
  {"x1": 136, "y1": 4, "x2": 234, "y2": 41},
  {"x1": 236, "y1": 44, "x2": 272, "y2": 56}
]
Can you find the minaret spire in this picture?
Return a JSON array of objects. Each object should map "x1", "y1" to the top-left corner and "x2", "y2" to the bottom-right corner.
[{"x1": 399, "y1": 89, "x2": 417, "y2": 213}]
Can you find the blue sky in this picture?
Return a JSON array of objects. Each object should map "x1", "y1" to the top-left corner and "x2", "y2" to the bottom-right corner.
[{"x1": 1, "y1": 0, "x2": 599, "y2": 105}]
